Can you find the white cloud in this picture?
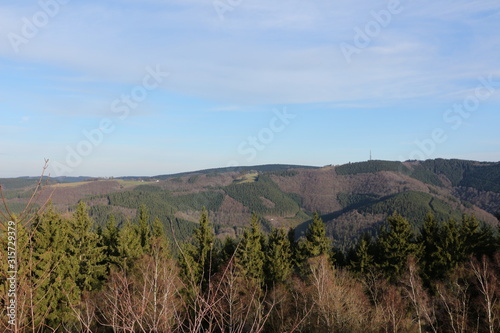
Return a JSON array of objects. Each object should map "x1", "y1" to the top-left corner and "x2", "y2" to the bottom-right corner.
[{"x1": 1, "y1": 0, "x2": 499, "y2": 109}]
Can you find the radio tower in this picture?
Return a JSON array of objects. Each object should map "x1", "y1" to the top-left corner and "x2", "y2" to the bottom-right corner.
[{"x1": 370, "y1": 150, "x2": 372, "y2": 161}]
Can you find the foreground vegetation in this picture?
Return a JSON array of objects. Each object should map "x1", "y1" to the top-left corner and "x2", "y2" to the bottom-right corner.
[{"x1": 1, "y1": 196, "x2": 499, "y2": 332}]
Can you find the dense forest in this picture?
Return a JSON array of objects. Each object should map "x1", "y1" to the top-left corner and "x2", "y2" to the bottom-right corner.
[
  {"x1": 2, "y1": 159, "x2": 500, "y2": 251},
  {"x1": 1, "y1": 198, "x2": 499, "y2": 332},
  {"x1": 1, "y1": 159, "x2": 500, "y2": 332}
]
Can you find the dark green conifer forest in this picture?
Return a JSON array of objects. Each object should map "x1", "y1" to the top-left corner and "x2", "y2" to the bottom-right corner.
[{"x1": 1, "y1": 182, "x2": 499, "y2": 332}]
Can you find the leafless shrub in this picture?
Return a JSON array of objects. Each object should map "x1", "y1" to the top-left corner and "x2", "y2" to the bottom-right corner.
[
  {"x1": 400, "y1": 257, "x2": 438, "y2": 333},
  {"x1": 306, "y1": 255, "x2": 374, "y2": 333},
  {"x1": 469, "y1": 254, "x2": 499, "y2": 333},
  {"x1": 436, "y1": 266, "x2": 472, "y2": 333}
]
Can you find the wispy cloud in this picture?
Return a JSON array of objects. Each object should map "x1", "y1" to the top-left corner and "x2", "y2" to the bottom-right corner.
[
  {"x1": 1, "y1": 0, "x2": 499, "y2": 176},
  {"x1": 1, "y1": 0, "x2": 499, "y2": 109}
]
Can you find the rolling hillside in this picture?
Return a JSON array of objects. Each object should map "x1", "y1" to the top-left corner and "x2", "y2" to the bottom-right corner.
[{"x1": 1, "y1": 159, "x2": 499, "y2": 248}]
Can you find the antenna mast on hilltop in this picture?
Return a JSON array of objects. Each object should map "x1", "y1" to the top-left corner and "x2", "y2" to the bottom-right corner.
[{"x1": 370, "y1": 150, "x2": 372, "y2": 161}]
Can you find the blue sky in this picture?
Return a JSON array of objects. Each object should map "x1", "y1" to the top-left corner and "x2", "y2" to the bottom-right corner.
[{"x1": 1, "y1": 0, "x2": 499, "y2": 177}]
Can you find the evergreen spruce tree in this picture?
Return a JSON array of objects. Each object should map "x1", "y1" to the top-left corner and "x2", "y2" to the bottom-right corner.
[
  {"x1": 32, "y1": 204, "x2": 80, "y2": 329},
  {"x1": 178, "y1": 208, "x2": 215, "y2": 291},
  {"x1": 460, "y1": 214, "x2": 480, "y2": 256},
  {"x1": 432, "y1": 214, "x2": 496, "y2": 266},
  {"x1": 287, "y1": 227, "x2": 301, "y2": 269},
  {"x1": 151, "y1": 216, "x2": 164, "y2": 238},
  {"x1": 235, "y1": 213, "x2": 266, "y2": 286},
  {"x1": 117, "y1": 220, "x2": 143, "y2": 270},
  {"x1": 497, "y1": 221, "x2": 500, "y2": 249},
  {"x1": 100, "y1": 214, "x2": 121, "y2": 271},
  {"x1": 439, "y1": 218, "x2": 466, "y2": 273},
  {"x1": 220, "y1": 236, "x2": 238, "y2": 264},
  {"x1": 137, "y1": 204, "x2": 151, "y2": 251},
  {"x1": 458, "y1": 214, "x2": 496, "y2": 258},
  {"x1": 419, "y1": 213, "x2": 448, "y2": 282},
  {"x1": 474, "y1": 223, "x2": 498, "y2": 258},
  {"x1": 68, "y1": 201, "x2": 106, "y2": 291},
  {"x1": 299, "y1": 213, "x2": 331, "y2": 258},
  {"x1": 236, "y1": 213, "x2": 265, "y2": 286},
  {"x1": 350, "y1": 233, "x2": 375, "y2": 274},
  {"x1": 150, "y1": 216, "x2": 170, "y2": 259},
  {"x1": 265, "y1": 228, "x2": 293, "y2": 285},
  {"x1": 375, "y1": 213, "x2": 418, "y2": 281}
]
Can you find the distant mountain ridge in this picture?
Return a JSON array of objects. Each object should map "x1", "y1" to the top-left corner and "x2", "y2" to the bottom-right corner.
[
  {"x1": 150, "y1": 164, "x2": 320, "y2": 180},
  {"x1": 1, "y1": 159, "x2": 499, "y2": 249}
]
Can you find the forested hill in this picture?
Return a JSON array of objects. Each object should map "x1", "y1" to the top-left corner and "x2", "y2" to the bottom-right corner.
[
  {"x1": 1, "y1": 159, "x2": 499, "y2": 249},
  {"x1": 151, "y1": 164, "x2": 320, "y2": 180}
]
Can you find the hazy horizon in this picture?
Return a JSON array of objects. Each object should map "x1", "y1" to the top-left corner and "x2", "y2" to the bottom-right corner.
[{"x1": 2, "y1": 157, "x2": 500, "y2": 179}]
